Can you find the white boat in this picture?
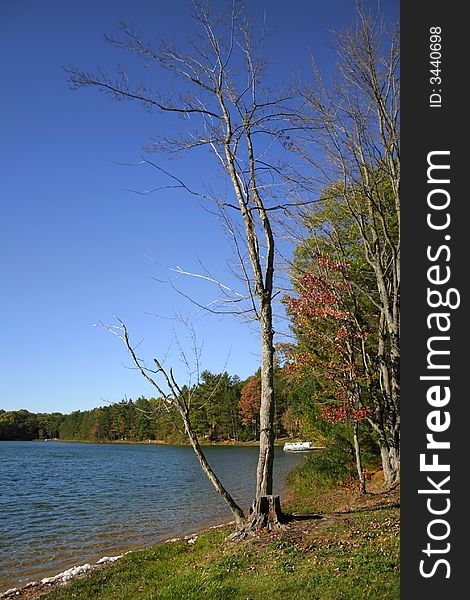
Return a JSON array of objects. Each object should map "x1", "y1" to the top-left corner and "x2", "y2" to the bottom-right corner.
[{"x1": 283, "y1": 441, "x2": 318, "y2": 452}]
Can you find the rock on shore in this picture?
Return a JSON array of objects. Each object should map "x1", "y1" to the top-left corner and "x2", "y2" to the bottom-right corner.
[{"x1": 0, "y1": 555, "x2": 124, "y2": 600}]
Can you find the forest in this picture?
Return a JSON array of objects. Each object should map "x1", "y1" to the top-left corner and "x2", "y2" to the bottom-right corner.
[{"x1": 0, "y1": 368, "x2": 317, "y2": 444}]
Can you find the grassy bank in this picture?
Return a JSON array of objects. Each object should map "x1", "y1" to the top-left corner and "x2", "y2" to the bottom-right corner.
[
  {"x1": 42, "y1": 507, "x2": 397, "y2": 600},
  {"x1": 13, "y1": 457, "x2": 399, "y2": 600}
]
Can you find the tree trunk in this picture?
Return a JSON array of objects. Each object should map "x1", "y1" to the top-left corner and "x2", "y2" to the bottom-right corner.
[
  {"x1": 230, "y1": 302, "x2": 282, "y2": 538},
  {"x1": 380, "y1": 440, "x2": 400, "y2": 489},
  {"x1": 353, "y1": 420, "x2": 366, "y2": 495},
  {"x1": 255, "y1": 302, "x2": 276, "y2": 499},
  {"x1": 249, "y1": 495, "x2": 286, "y2": 528},
  {"x1": 228, "y1": 495, "x2": 286, "y2": 540}
]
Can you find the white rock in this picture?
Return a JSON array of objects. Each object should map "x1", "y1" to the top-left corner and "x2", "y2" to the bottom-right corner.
[
  {"x1": 39, "y1": 563, "x2": 94, "y2": 585},
  {"x1": 97, "y1": 555, "x2": 122, "y2": 565},
  {"x1": 61, "y1": 564, "x2": 92, "y2": 581},
  {"x1": 0, "y1": 588, "x2": 18, "y2": 598}
]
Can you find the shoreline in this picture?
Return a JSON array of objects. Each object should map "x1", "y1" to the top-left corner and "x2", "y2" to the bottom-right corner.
[
  {"x1": 1, "y1": 440, "x2": 303, "y2": 595},
  {"x1": 1, "y1": 480, "x2": 400, "y2": 600},
  {"x1": 0, "y1": 508, "x2": 238, "y2": 598},
  {"x1": 0, "y1": 520, "x2": 236, "y2": 600},
  {"x1": 29, "y1": 438, "x2": 289, "y2": 447},
  {"x1": 1, "y1": 484, "x2": 295, "y2": 598}
]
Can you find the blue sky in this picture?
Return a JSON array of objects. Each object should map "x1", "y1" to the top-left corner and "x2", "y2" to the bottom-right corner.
[{"x1": 0, "y1": 0, "x2": 398, "y2": 414}]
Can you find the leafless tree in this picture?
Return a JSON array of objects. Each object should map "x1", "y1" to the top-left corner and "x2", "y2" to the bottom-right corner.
[
  {"x1": 104, "y1": 317, "x2": 247, "y2": 526},
  {"x1": 67, "y1": 1, "x2": 298, "y2": 532},
  {"x1": 288, "y1": 7, "x2": 400, "y2": 487}
]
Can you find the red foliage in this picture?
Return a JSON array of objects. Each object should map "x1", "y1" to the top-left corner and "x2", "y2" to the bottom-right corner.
[
  {"x1": 350, "y1": 406, "x2": 371, "y2": 421},
  {"x1": 320, "y1": 403, "x2": 370, "y2": 423},
  {"x1": 91, "y1": 420, "x2": 102, "y2": 439},
  {"x1": 287, "y1": 273, "x2": 350, "y2": 321},
  {"x1": 238, "y1": 377, "x2": 261, "y2": 426}
]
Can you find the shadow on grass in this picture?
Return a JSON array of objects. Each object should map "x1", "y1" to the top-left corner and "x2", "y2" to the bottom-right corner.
[
  {"x1": 335, "y1": 501, "x2": 400, "y2": 515},
  {"x1": 284, "y1": 512, "x2": 324, "y2": 522}
]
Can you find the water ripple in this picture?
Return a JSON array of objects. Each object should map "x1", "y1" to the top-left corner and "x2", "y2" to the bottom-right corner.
[{"x1": 0, "y1": 441, "x2": 305, "y2": 591}]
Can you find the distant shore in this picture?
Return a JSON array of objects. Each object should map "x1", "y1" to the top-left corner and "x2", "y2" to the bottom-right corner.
[{"x1": 30, "y1": 438, "x2": 291, "y2": 447}]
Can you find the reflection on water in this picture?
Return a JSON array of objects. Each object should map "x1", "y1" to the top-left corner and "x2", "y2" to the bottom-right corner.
[{"x1": 0, "y1": 441, "x2": 305, "y2": 591}]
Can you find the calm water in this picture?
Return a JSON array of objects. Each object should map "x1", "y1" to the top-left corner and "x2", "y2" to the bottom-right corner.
[{"x1": 0, "y1": 441, "x2": 305, "y2": 591}]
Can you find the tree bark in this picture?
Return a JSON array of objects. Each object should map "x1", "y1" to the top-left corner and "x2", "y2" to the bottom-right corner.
[
  {"x1": 379, "y1": 436, "x2": 400, "y2": 488},
  {"x1": 353, "y1": 420, "x2": 366, "y2": 495},
  {"x1": 255, "y1": 301, "x2": 276, "y2": 498},
  {"x1": 228, "y1": 495, "x2": 286, "y2": 540}
]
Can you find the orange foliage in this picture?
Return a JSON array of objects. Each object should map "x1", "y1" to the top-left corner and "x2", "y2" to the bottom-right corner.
[{"x1": 238, "y1": 377, "x2": 261, "y2": 425}]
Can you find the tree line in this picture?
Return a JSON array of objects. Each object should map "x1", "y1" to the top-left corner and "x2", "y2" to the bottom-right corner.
[
  {"x1": 1, "y1": 364, "x2": 381, "y2": 489},
  {"x1": 0, "y1": 409, "x2": 64, "y2": 441},
  {"x1": 0, "y1": 369, "x2": 302, "y2": 443}
]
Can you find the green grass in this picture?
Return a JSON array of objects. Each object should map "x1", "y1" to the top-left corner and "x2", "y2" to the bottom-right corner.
[{"x1": 46, "y1": 503, "x2": 399, "y2": 600}]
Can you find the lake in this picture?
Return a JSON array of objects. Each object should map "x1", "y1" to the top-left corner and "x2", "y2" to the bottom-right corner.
[{"x1": 0, "y1": 441, "x2": 306, "y2": 592}]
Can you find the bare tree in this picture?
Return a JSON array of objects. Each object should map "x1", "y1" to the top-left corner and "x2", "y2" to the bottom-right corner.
[
  {"x1": 67, "y1": 1, "x2": 296, "y2": 532},
  {"x1": 104, "y1": 317, "x2": 246, "y2": 526},
  {"x1": 289, "y1": 7, "x2": 400, "y2": 487}
]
